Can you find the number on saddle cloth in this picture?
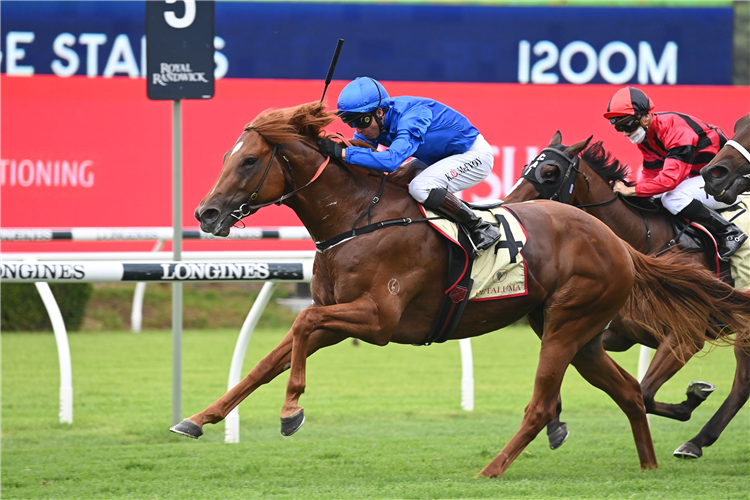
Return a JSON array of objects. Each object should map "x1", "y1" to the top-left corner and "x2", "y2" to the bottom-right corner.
[{"x1": 492, "y1": 212, "x2": 523, "y2": 264}]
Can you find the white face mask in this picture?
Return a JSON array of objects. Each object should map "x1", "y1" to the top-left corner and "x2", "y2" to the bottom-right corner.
[{"x1": 627, "y1": 127, "x2": 646, "y2": 144}]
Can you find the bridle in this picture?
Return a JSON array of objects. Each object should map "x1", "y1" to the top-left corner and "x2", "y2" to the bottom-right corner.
[
  {"x1": 521, "y1": 146, "x2": 587, "y2": 205},
  {"x1": 229, "y1": 133, "x2": 331, "y2": 226},
  {"x1": 726, "y1": 139, "x2": 750, "y2": 168},
  {"x1": 701, "y1": 138, "x2": 750, "y2": 199},
  {"x1": 522, "y1": 145, "x2": 652, "y2": 250},
  {"x1": 725, "y1": 139, "x2": 750, "y2": 181}
]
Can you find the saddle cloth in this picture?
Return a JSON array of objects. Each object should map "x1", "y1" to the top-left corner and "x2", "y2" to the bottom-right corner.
[
  {"x1": 722, "y1": 196, "x2": 750, "y2": 291},
  {"x1": 421, "y1": 204, "x2": 528, "y2": 301}
]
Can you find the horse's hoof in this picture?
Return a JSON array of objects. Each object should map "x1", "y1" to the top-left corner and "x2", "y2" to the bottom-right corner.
[
  {"x1": 686, "y1": 381, "x2": 715, "y2": 401},
  {"x1": 170, "y1": 419, "x2": 203, "y2": 439},
  {"x1": 280, "y1": 409, "x2": 305, "y2": 436},
  {"x1": 673, "y1": 441, "x2": 702, "y2": 459},
  {"x1": 547, "y1": 422, "x2": 569, "y2": 450}
]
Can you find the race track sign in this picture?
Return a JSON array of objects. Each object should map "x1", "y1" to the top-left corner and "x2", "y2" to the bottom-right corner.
[{"x1": 146, "y1": 0, "x2": 215, "y2": 100}]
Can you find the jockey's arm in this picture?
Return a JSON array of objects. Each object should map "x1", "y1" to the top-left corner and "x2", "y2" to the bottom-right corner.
[
  {"x1": 344, "y1": 130, "x2": 419, "y2": 172},
  {"x1": 635, "y1": 155, "x2": 693, "y2": 197}
]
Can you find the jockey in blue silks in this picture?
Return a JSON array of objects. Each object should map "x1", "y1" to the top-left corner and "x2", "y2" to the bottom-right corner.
[{"x1": 318, "y1": 77, "x2": 500, "y2": 251}]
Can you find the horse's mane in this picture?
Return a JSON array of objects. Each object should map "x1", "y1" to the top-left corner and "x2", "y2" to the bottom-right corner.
[
  {"x1": 245, "y1": 101, "x2": 416, "y2": 188},
  {"x1": 245, "y1": 101, "x2": 337, "y2": 143},
  {"x1": 581, "y1": 141, "x2": 632, "y2": 186}
]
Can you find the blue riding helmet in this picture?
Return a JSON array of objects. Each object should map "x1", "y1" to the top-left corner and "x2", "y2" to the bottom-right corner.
[{"x1": 337, "y1": 77, "x2": 389, "y2": 116}]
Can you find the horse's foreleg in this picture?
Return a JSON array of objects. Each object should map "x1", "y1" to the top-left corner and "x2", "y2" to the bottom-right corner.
[
  {"x1": 675, "y1": 344, "x2": 750, "y2": 458},
  {"x1": 181, "y1": 328, "x2": 345, "y2": 431},
  {"x1": 570, "y1": 336, "x2": 658, "y2": 471},
  {"x1": 640, "y1": 334, "x2": 704, "y2": 421},
  {"x1": 281, "y1": 295, "x2": 398, "y2": 431}
]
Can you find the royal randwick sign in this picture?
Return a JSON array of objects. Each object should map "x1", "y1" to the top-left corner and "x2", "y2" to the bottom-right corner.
[{"x1": 146, "y1": 0, "x2": 214, "y2": 100}]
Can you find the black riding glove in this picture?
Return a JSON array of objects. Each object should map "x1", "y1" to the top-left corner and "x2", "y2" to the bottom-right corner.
[{"x1": 317, "y1": 138, "x2": 345, "y2": 160}]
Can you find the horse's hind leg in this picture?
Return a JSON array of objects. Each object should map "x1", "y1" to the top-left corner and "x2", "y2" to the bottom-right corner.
[
  {"x1": 478, "y1": 335, "x2": 576, "y2": 478},
  {"x1": 640, "y1": 334, "x2": 707, "y2": 421},
  {"x1": 569, "y1": 335, "x2": 658, "y2": 471},
  {"x1": 674, "y1": 344, "x2": 750, "y2": 459},
  {"x1": 528, "y1": 312, "x2": 570, "y2": 451},
  {"x1": 545, "y1": 396, "x2": 569, "y2": 450}
]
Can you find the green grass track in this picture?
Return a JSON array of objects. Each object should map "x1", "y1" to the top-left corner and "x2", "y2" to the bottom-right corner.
[{"x1": 2, "y1": 326, "x2": 748, "y2": 499}]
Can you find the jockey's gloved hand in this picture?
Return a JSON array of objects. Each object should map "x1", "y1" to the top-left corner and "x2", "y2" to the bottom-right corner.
[{"x1": 317, "y1": 138, "x2": 344, "y2": 160}]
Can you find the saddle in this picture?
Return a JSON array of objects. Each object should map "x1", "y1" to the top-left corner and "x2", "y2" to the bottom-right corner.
[{"x1": 416, "y1": 202, "x2": 528, "y2": 346}]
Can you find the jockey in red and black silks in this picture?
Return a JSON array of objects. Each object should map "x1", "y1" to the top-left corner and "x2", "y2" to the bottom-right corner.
[
  {"x1": 635, "y1": 112, "x2": 728, "y2": 198},
  {"x1": 606, "y1": 86, "x2": 747, "y2": 260}
]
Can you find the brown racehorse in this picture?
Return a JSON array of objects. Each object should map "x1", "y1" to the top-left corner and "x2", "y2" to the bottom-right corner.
[
  {"x1": 702, "y1": 114, "x2": 750, "y2": 204},
  {"x1": 503, "y1": 131, "x2": 750, "y2": 459},
  {"x1": 180, "y1": 102, "x2": 750, "y2": 478}
]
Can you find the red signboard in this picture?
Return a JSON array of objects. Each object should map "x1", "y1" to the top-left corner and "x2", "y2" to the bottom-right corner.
[{"x1": 2, "y1": 74, "x2": 748, "y2": 253}]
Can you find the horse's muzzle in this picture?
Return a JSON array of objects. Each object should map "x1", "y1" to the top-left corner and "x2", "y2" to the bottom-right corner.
[
  {"x1": 701, "y1": 163, "x2": 748, "y2": 204},
  {"x1": 701, "y1": 164, "x2": 729, "y2": 192},
  {"x1": 195, "y1": 206, "x2": 231, "y2": 237}
]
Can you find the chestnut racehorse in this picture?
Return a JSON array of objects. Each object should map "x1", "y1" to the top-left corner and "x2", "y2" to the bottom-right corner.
[
  {"x1": 179, "y1": 102, "x2": 750, "y2": 478},
  {"x1": 503, "y1": 131, "x2": 750, "y2": 459},
  {"x1": 702, "y1": 114, "x2": 750, "y2": 204}
]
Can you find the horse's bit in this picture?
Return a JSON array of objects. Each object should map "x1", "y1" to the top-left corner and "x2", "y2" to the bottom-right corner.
[{"x1": 229, "y1": 136, "x2": 330, "y2": 226}]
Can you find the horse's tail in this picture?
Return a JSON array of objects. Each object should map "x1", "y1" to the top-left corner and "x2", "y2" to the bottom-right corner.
[{"x1": 623, "y1": 244, "x2": 750, "y2": 355}]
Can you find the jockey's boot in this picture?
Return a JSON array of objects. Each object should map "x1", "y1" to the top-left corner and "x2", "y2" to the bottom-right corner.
[
  {"x1": 679, "y1": 200, "x2": 748, "y2": 260},
  {"x1": 423, "y1": 188, "x2": 501, "y2": 251}
]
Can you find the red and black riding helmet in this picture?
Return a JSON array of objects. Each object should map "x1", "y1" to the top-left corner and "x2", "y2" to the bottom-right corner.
[
  {"x1": 604, "y1": 87, "x2": 655, "y2": 132},
  {"x1": 604, "y1": 87, "x2": 655, "y2": 119}
]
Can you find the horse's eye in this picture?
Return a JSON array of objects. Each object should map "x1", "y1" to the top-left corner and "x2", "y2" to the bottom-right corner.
[{"x1": 242, "y1": 157, "x2": 257, "y2": 167}]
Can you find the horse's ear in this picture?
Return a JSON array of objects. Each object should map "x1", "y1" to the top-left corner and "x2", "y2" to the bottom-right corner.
[
  {"x1": 548, "y1": 131, "x2": 562, "y2": 147},
  {"x1": 563, "y1": 135, "x2": 593, "y2": 158},
  {"x1": 735, "y1": 113, "x2": 750, "y2": 133}
]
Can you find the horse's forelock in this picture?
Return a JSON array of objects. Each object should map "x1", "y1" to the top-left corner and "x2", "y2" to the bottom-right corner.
[{"x1": 581, "y1": 141, "x2": 631, "y2": 184}]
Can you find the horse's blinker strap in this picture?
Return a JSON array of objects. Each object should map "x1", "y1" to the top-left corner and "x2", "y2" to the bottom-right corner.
[{"x1": 521, "y1": 147, "x2": 579, "y2": 204}]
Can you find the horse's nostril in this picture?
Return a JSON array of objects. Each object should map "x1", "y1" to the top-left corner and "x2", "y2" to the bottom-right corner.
[
  {"x1": 709, "y1": 167, "x2": 727, "y2": 179},
  {"x1": 199, "y1": 207, "x2": 220, "y2": 224}
]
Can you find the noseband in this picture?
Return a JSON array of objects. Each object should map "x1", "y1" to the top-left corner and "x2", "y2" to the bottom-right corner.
[
  {"x1": 726, "y1": 140, "x2": 750, "y2": 166},
  {"x1": 724, "y1": 140, "x2": 750, "y2": 179}
]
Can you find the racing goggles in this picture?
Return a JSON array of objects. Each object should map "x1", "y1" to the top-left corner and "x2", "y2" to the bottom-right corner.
[
  {"x1": 340, "y1": 112, "x2": 374, "y2": 129},
  {"x1": 610, "y1": 115, "x2": 642, "y2": 133}
]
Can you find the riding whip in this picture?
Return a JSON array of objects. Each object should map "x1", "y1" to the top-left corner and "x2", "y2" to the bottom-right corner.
[{"x1": 320, "y1": 39, "x2": 344, "y2": 103}]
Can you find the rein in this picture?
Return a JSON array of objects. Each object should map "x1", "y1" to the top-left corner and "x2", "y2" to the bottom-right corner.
[
  {"x1": 314, "y1": 169, "x2": 439, "y2": 251},
  {"x1": 523, "y1": 146, "x2": 656, "y2": 252},
  {"x1": 313, "y1": 133, "x2": 439, "y2": 251},
  {"x1": 225, "y1": 130, "x2": 436, "y2": 247},
  {"x1": 229, "y1": 136, "x2": 331, "y2": 226}
]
